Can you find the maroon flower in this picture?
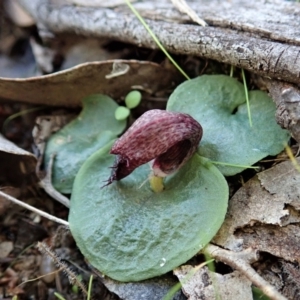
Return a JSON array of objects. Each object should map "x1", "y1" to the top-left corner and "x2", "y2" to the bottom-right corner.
[{"x1": 105, "y1": 109, "x2": 203, "y2": 185}]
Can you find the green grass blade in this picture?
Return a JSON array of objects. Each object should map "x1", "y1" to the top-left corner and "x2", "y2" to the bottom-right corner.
[
  {"x1": 229, "y1": 65, "x2": 234, "y2": 77},
  {"x1": 241, "y1": 69, "x2": 252, "y2": 127},
  {"x1": 54, "y1": 292, "x2": 66, "y2": 300},
  {"x1": 285, "y1": 143, "x2": 300, "y2": 172},
  {"x1": 125, "y1": 0, "x2": 190, "y2": 80},
  {"x1": 2, "y1": 106, "x2": 44, "y2": 133},
  {"x1": 87, "y1": 275, "x2": 93, "y2": 300},
  {"x1": 210, "y1": 160, "x2": 259, "y2": 170}
]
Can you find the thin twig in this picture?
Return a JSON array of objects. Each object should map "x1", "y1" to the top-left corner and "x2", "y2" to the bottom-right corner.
[
  {"x1": 37, "y1": 242, "x2": 88, "y2": 297},
  {"x1": 205, "y1": 244, "x2": 287, "y2": 300},
  {"x1": 39, "y1": 153, "x2": 70, "y2": 208},
  {"x1": 0, "y1": 191, "x2": 69, "y2": 226}
]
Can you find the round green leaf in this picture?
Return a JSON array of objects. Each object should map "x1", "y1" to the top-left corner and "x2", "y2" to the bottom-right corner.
[
  {"x1": 125, "y1": 90, "x2": 142, "y2": 109},
  {"x1": 69, "y1": 142, "x2": 228, "y2": 282},
  {"x1": 167, "y1": 75, "x2": 290, "y2": 176},
  {"x1": 45, "y1": 94, "x2": 126, "y2": 193},
  {"x1": 115, "y1": 106, "x2": 130, "y2": 120}
]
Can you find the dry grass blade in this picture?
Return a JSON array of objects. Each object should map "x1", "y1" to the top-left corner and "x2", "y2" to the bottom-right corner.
[
  {"x1": 170, "y1": 0, "x2": 207, "y2": 27},
  {"x1": 0, "y1": 190, "x2": 69, "y2": 226}
]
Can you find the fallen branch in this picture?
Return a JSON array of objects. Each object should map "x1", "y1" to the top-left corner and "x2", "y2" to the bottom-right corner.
[
  {"x1": 205, "y1": 244, "x2": 287, "y2": 300},
  {"x1": 17, "y1": 0, "x2": 300, "y2": 85}
]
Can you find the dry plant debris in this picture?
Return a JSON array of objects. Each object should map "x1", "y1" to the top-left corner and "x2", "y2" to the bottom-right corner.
[
  {"x1": 214, "y1": 157, "x2": 300, "y2": 256},
  {"x1": 1, "y1": 0, "x2": 300, "y2": 299},
  {"x1": 174, "y1": 265, "x2": 252, "y2": 300},
  {"x1": 0, "y1": 60, "x2": 180, "y2": 107}
]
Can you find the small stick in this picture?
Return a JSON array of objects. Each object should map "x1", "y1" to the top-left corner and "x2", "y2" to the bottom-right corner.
[
  {"x1": 0, "y1": 191, "x2": 69, "y2": 226},
  {"x1": 39, "y1": 153, "x2": 70, "y2": 208},
  {"x1": 205, "y1": 244, "x2": 287, "y2": 300}
]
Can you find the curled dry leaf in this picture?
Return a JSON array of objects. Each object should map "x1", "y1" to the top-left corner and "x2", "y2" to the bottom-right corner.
[
  {"x1": 213, "y1": 157, "x2": 300, "y2": 263},
  {"x1": 0, "y1": 60, "x2": 179, "y2": 107}
]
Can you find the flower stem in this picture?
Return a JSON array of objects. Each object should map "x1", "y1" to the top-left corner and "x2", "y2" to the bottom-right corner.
[{"x1": 149, "y1": 175, "x2": 164, "y2": 193}]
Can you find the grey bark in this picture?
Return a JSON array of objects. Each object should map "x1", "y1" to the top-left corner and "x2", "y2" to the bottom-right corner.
[
  {"x1": 17, "y1": 0, "x2": 300, "y2": 85},
  {"x1": 269, "y1": 81, "x2": 300, "y2": 142}
]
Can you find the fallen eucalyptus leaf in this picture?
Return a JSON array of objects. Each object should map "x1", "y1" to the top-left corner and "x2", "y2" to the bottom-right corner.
[
  {"x1": 45, "y1": 94, "x2": 126, "y2": 193},
  {"x1": 69, "y1": 142, "x2": 228, "y2": 282},
  {"x1": 214, "y1": 158, "x2": 300, "y2": 263},
  {"x1": 0, "y1": 60, "x2": 179, "y2": 107},
  {"x1": 174, "y1": 265, "x2": 252, "y2": 300},
  {"x1": 167, "y1": 75, "x2": 290, "y2": 176}
]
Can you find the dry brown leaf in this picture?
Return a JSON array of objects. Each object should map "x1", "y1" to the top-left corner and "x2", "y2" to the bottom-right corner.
[
  {"x1": 214, "y1": 158, "x2": 300, "y2": 263},
  {"x1": 0, "y1": 60, "x2": 179, "y2": 107},
  {"x1": 258, "y1": 158, "x2": 300, "y2": 197},
  {"x1": 236, "y1": 224, "x2": 300, "y2": 263},
  {"x1": 174, "y1": 265, "x2": 252, "y2": 300}
]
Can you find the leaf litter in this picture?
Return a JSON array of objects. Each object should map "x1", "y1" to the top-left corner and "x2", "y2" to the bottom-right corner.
[
  {"x1": 0, "y1": 2, "x2": 300, "y2": 299},
  {"x1": 174, "y1": 266, "x2": 252, "y2": 300},
  {"x1": 0, "y1": 59, "x2": 180, "y2": 107},
  {"x1": 214, "y1": 157, "x2": 300, "y2": 256}
]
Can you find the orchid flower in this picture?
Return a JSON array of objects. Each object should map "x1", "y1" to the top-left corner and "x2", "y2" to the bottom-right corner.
[{"x1": 105, "y1": 109, "x2": 202, "y2": 191}]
